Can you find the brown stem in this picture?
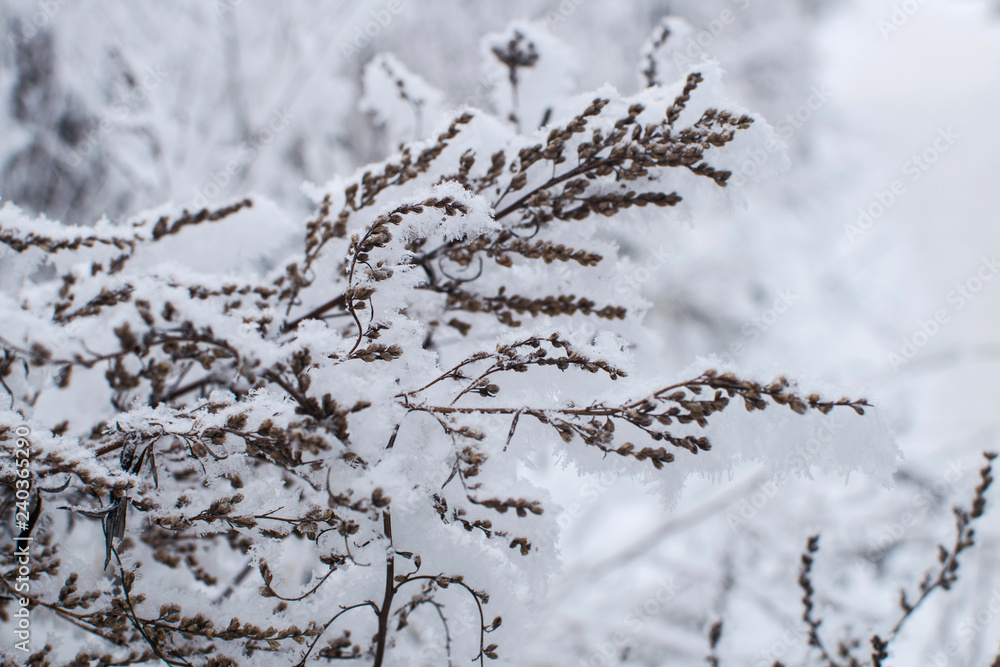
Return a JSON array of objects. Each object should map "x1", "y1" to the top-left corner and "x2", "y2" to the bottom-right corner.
[
  {"x1": 153, "y1": 376, "x2": 219, "y2": 405},
  {"x1": 263, "y1": 371, "x2": 321, "y2": 419},
  {"x1": 492, "y1": 156, "x2": 618, "y2": 222},
  {"x1": 282, "y1": 155, "x2": 623, "y2": 333},
  {"x1": 373, "y1": 510, "x2": 395, "y2": 667},
  {"x1": 282, "y1": 294, "x2": 346, "y2": 333}
]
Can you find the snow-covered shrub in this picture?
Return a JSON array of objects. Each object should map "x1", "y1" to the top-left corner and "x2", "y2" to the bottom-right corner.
[
  {"x1": 0, "y1": 33, "x2": 896, "y2": 667},
  {"x1": 791, "y1": 453, "x2": 996, "y2": 667}
]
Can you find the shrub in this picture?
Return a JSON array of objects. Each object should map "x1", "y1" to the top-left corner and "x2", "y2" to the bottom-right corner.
[{"x1": 0, "y1": 24, "x2": 895, "y2": 667}]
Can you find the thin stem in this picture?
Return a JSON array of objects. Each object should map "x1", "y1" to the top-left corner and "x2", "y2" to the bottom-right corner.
[
  {"x1": 373, "y1": 510, "x2": 395, "y2": 667},
  {"x1": 492, "y1": 156, "x2": 616, "y2": 222},
  {"x1": 283, "y1": 294, "x2": 346, "y2": 333}
]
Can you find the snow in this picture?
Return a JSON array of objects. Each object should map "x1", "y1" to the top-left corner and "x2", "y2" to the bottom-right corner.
[{"x1": 2, "y1": 1, "x2": 999, "y2": 664}]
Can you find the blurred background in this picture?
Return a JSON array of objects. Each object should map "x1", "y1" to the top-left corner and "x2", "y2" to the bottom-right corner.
[{"x1": 1, "y1": 0, "x2": 998, "y2": 663}]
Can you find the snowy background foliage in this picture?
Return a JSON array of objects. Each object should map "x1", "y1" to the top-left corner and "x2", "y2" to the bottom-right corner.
[{"x1": 1, "y1": 1, "x2": 999, "y2": 665}]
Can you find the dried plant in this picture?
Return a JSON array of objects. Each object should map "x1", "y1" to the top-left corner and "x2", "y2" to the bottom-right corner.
[
  {"x1": 0, "y1": 45, "x2": 887, "y2": 667},
  {"x1": 707, "y1": 619, "x2": 723, "y2": 667},
  {"x1": 769, "y1": 452, "x2": 998, "y2": 667},
  {"x1": 489, "y1": 28, "x2": 538, "y2": 131},
  {"x1": 361, "y1": 53, "x2": 446, "y2": 148}
]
